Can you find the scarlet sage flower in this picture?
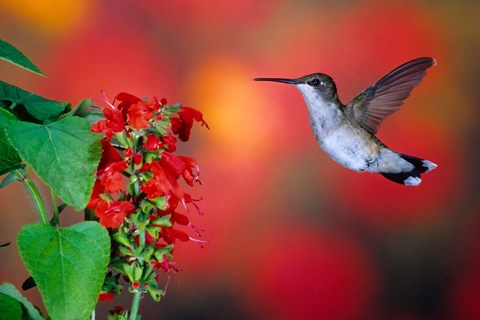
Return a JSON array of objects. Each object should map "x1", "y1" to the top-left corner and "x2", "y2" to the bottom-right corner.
[
  {"x1": 132, "y1": 281, "x2": 140, "y2": 290},
  {"x1": 171, "y1": 106, "x2": 209, "y2": 141},
  {"x1": 124, "y1": 147, "x2": 143, "y2": 165},
  {"x1": 89, "y1": 91, "x2": 207, "y2": 311},
  {"x1": 98, "y1": 292, "x2": 114, "y2": 302},
  {"x1": 94, "y1": 199, "x2": 135, "y2": 228},
  {"x1": 160, "y1": 227, "x2": 190, "y2": 244},
  {"x1": 161, "y1": 133, "x2": 177, "y2": 152},
  {"x1": 115, "y1": 92, "x2": 142, "y2": 111},
  {"x1": 109, "y1": 306, "x2": 125, "y2": 316},
  {"x1": 141, "y1": 161, "x2": 170, "y2": 199},
  {"x1": 143, "y1": 134, "x2": 161, "y2": 152},
  {"x1": 141, "y1": 160, "x2": 184, "y2": 200},
  {"x1": 91, "y1": 107, "x2": 126, "y2": 141},
  {"x1": 87, "y1": 180, "x2": 105, "y2": 210},
  {"x1": 115, "y1": 92, "x2": 162, "y2": 130},
  {"x1": 152, "y1": 254, "x2": 180, "y2": 272},
  {"x1": 98, "y1": 139, "x2": 124, "y2": 165},
  {"x1": 127, "y1": 101, "x2": 154, "y2": 130},
  {"x1": 160, "y1": 152, "x2": 199, "y2": 186},
  {"x1": 92, "y1": 139, "x2": 128, "y2": 194},
  {"x1": 99, "y1": 161, "x2": 128, "y2": 193}
]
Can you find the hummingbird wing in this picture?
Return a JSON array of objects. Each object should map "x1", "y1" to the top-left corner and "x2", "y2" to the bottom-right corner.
[{"x1": 345, "y1": 57, "x2": 436, "y2": 134}]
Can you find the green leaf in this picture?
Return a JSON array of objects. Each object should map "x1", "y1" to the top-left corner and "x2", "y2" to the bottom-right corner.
[
  {"x1": 0, "y1": 81, "x2": 69, "y2": 122},
  {"x1": 0, "y1": 172, "x2": 20, "y2": 188},
  {"x1": 0, "y1": 106, "x2": 17, "y2": 128},
  {"x1": 17, "y1": 222, "x2": 110, "y2": 320},
  {"x1": 0, "y1": 39, "x2": 45, "y2": 76},
  {"x1": 4, "y1": 116, "x2": 101, "y2": 210},
  {"x1": 0, "y1": 129, "x2": 22, "y2": 176},
  {"x1": 0, "y1": 108, "x2": 22, "y2": 176},
  {"x1": 59, "y1": 98, "x2": 104, "y2": 125},
  {"x1": 0, "y1": 294, "x2": 22, "y2": 320},
  {"x1": 0, "y1": 282, "x2": 45, "y2": 320}
]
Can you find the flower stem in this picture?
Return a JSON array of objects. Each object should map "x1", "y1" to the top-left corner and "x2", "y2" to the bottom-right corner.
[
  {"x1": 129, "y1": 229, "x2": 145, "y2": 320},
  {"x1": 15, "y1": 168, "x2": 49, "y2": 224},
  {"x1": 139, "y1": 230, "x2": 146, "y2": 250},
  {"x1": 129, "y1": 290, "x2": 141, "y2": 320}
]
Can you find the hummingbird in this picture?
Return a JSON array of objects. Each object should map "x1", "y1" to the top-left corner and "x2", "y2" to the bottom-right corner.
[{"x1": 255, "y1": 57, "x2": 438, "y2": 186}]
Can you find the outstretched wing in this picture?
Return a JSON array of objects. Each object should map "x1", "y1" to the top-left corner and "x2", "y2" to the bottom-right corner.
[{"x1": 346, "y1": 57, "x2": 436, "y2": 134}]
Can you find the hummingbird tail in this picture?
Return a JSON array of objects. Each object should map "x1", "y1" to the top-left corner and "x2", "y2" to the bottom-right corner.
[{"x1": 380, "y1": 154, "x2": 438, "y2": 186}]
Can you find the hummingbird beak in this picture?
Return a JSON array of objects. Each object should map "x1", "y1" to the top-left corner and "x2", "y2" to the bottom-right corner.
[{"x1": 254, "y1": 77, "x2": 296, "y2": 85}]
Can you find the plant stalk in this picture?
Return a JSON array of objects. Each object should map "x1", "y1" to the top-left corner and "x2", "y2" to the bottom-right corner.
[
  {"x1": 129, "y1": 229, "x2": 145, "y2": 320},
  {"x1": 129, "y1": 290, "x2": 141, "y2": 320},
  {"x1": 15, "y1": 168, "x2": 49, "y2": 224}
]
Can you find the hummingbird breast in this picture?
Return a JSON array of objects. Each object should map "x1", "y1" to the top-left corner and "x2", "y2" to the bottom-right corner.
[
  {"x1": 314, "y1": 121, "x2": 381, "y2": 171},
  {"x1": 299, "y1": 87, "x2": 381, "y2": 171}
]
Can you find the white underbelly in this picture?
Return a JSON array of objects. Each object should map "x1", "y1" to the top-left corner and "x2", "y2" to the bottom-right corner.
[{"x1": 316, "y1": 125, "x2": 377, "y2": 171}]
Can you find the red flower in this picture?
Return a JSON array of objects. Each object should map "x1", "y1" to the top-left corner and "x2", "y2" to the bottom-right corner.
[
  {"x1": 160, "y1": 152, "x2": 199, "y2": 186},
  {"x1": 160, "y1": 227, "x2": 190, "y2": 244},
  {"x1": 152, "y1": 253, "x2": 181, "y2": 272},
  {"x1": 115, "y1": 92, "x2": 162, "y2": 130},
  {"x1": 127, "y1": 101, "x2": 154, "y2": 130},
  {"x1": 141, "y1": 160, "x2": 184, "y2": 200},
  {"x1": 124, "y1": 147, "x2": 143, "y2": 165},
  {"x1": 141, "y1": 161, "x2": 171, "y2": 199},
  {"x1": 98, "y1": 161, "x2": 127, "y2": 193},
  {"x1": 143, "y1": 134, "x2": 161, "y2": 152},
  {"x1": 94, "y1": 199, "x2": 135, "y2": 228},
  {"x1": 87, "y1": 179, "x2": 105, "y2": 210},
  {"x1": 89, "y1": 139, "x2": 127, "y2": 197},
  {"x1": 132, "y1": 281, "x2": 140, "y2": 289},
  {"x1": 183, "y1": 193, "x2": 204, "y2": 215},
  {"x1": 171, "y1": 106, "x2": 209, "y2": 141},
  {"x1": 157, "y1": 197, "x2": 190, "y2": 226},
  {"x1": 98, "y1": 291, "x2": 114, "y2": 302},
  {"x1": 116, "y1": 92, "x2": 142, "y2": 111},
  {"x1": 161, "y1": 133, "x2": 177, "y2": 152},
  {"x1": 99, "y1": 139, "x2": 124, "y2": 166},
  {"x1": 109, "y1": 306, "x2": 125, "y2": 315},
  {"x1": 91, "y1": 107, "x2": 126, "y2": 141},
  {"x1": 171, "y1": 211, "x2": 189, "y2": 225}
]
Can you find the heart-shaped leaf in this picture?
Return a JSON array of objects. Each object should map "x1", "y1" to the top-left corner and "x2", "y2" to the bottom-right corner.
[
  {"x1": 0, "y1": 108, "x2": 22, "y2": 176},
  {"x1": 0, "y1": 282, "x2": 45, "y2": 320},
  {"x1": 4, "y1": 116, "x2": 101, "y2": 210},
  {"x1": 17, "y1": 222, "x2": 110, "y2": 320},
  {"x1": 0, "y1": 294, "x2": 22, "y2": 320},
  {"x1": 0, "y1": 129, "x2": 22, "y2": 176},
  {"x1": 0, "y1": 39, "x2": 45, "y2": 76},
  {"x1": 0, "y1": 81, "x2": 69, "y2": 122}
]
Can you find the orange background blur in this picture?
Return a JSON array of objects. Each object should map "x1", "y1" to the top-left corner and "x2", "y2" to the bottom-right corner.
[{"x1": 1, "y1": 1, "x2": 479, "y2": 319}]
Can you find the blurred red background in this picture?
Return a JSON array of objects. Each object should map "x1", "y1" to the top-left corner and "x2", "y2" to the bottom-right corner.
[{"x1": 1, "y1": 1, "x2": 479, "y2": 319}]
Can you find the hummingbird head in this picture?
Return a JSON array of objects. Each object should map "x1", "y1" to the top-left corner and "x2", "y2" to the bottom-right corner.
[{"x1": 254, "y1": 73, "x2": 339, "y2": 104}]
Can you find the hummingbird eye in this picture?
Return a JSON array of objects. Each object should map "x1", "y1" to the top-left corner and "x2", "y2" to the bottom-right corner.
[{"x1": 310, "y1": 78, "x2": 321, "y2": 86}]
